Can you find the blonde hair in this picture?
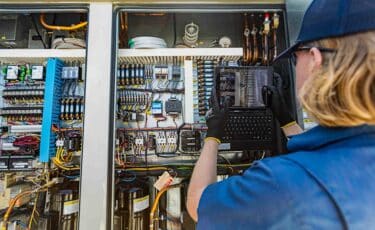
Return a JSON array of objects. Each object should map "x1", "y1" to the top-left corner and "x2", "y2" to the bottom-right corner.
[{"x1": 299, "y1": 31, "x2": 375, "y2": 127}]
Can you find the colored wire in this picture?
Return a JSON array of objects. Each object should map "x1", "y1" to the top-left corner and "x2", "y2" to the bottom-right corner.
[
  {"x1": 2, "y1": 180, "x2": 55, "y2": 230},
  {"x1": 52, "y1": 158, "x2": 80, "y2": 171},
  {"x1": 40, "y1": 13, "x2": 87, "y2": 31},
  {"x1": 125, "y1": 166, "x2": 169, "y2": 172},
  {"x1": 150, "y1": 183, "x2": 182, "y2": 230},
  {"x1": 119, "y1": 171, "x2": 137, "y2": 183},
  {"x1": 28, "y1": 192, "x2": 39, "y2": 229}
]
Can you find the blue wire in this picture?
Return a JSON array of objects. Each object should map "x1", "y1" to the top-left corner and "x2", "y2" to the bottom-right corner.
[
  {"x1": 120, "y1": 171, "x2": 136, "y2": 182},
  {"x1": 64, "y1": 175, "x2": 80, "y2": 180},
  {"x1": 14, "y1": 220, "x2": 28, "y2": 229}
]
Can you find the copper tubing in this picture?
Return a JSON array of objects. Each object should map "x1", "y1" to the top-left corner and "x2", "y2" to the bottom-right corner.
[
  {"x1": 263, "y1": 32, "x2": 269, "y2": 65},
  {"x1": 251, "y1": 14, "x2": 259, "y2": 64},
  {"x1": 119, "y1": 12, "x2": 129, "y2": 48},
  {"x1": 272, "y1": 13, "x2": 280, "y2": 61},
  {"x1": 243, "y1": 13, "x2": 251, "y2": 64},
  {"x1": 273, "y1": 30, "x2": 278, "y2": 61},
  {"x1": 262, "y1": 13, "x2": 271, "y2": 66},
  {"x1": 40, "y1": 13, "x2": 87, "y2": 31}
]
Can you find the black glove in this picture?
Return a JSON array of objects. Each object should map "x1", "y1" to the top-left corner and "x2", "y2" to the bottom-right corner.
[
  {"x1": 205, "y1": 95, "x2": 231, "y2": 143},
  {"x1": 262, "y1": 84, "x2": 295, "y2": 128}
]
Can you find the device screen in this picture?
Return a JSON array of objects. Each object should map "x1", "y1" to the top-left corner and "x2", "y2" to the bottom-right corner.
[{"x1": 215, "y1": 67, "x2": 273, "y2": 109}]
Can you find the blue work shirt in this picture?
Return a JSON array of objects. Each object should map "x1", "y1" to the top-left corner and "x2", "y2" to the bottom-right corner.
[{"x1": 197, "y1": 125, "x2": 375, "y2": 229}]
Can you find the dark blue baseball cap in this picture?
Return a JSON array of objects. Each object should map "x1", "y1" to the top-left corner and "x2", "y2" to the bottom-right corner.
[{"x1": 275, "y1": 0, "x2": 375, "y2": 61}]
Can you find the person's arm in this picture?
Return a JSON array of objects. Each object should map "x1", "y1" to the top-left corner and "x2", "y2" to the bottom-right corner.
[
  {"x1": 186, "y1": 139, "x2": 218, "y2": 222},
  {"x1": 187, "y1": 95, "x2": 229, "y2": 222}
]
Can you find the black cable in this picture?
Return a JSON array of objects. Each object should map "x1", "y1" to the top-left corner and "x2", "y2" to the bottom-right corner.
[
  {"x1": 67, "y1": 80, "x2": 74, "y2": 97},
  {"x1": 52, "y1": 13, "x2": 56, "y2": 25},
  {"x1": 173, "y1": 13, "x2": 177, "y2": 47},
  {"x1": 175, "y1": 122, "x2": 185, "y2": 152},
  {"x1": 145, "y1": 132, "x2": 149, "y2": 176},
  {"x1": 30, "y1": 14, "x2": 48, "y2": 49}
]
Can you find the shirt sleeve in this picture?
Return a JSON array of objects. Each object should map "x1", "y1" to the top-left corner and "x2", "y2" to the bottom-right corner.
[{"x1": 197, "y1": 159, "x2": 292, "y2": 230}]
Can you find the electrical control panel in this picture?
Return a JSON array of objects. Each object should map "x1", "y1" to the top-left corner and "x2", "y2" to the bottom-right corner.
[
  {"x1": 0, "y1": 6, "x2": 297, "y2": 230},
  {"x1": 0, "y1": 63, "x2": 45, "y2": 166},
  {"x1": 113, "y1": 9, "x2": 292, "y2": 230},
  {"x1": 0, "y1": 11, "x2": 87, "y2": 230}
]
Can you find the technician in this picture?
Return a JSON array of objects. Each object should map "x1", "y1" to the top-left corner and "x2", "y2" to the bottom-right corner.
[{"x1": 187, "y1": 0, "x2": 375, "y2": 229}]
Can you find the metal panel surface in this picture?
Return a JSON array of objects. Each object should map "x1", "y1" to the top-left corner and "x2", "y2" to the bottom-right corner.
[
  {"x1": 0, "y1": 0, "x2": 283, "y2": 4},
  {"x1": 79, "y1": 3, "x2": 113, "y2": 230}
]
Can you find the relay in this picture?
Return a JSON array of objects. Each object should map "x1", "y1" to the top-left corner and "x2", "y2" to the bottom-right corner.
[{"x1": 165, "y1": 98, "x2": 182, "y2": 114}]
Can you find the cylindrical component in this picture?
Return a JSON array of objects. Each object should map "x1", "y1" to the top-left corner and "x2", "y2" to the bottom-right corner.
[
  {"x1": 130, "y1": 64, "x2": 135, "y2": 85},
  {"x1": 60, "y1": 98, "x2": 66, "y2": 120},
  {"x1": 116, "y1": 179, "x2": 149, "y2": 230},
  {"x1": 140, "y1": 65, "x2": 145, "y2": 85},
  {"x1": 135, "y1": 64, "x2": 140, "y2": 85}
]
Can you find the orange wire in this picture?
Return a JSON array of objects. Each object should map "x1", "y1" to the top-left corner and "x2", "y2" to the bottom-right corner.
[
  {"x1": 3, "y1": 190, "x2": 33, "y2": 226},
  {"x1": 149, "y1": 184, "x2": 182, "y2": 230},
  {"x1": 40, "y1": 13, "x2": 87, "y2": 31}
]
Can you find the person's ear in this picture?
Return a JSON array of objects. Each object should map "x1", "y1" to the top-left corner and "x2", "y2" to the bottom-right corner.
[{"x1": 309, "y1": 47, "x2": 323, "y2": 69}]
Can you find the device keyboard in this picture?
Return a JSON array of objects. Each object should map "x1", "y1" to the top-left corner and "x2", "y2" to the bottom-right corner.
[{"x1": 221, "y1": 108, "x2": 275, "y2": 150}]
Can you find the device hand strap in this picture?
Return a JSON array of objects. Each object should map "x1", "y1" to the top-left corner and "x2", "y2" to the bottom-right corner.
[{"x1": 262, "y1": 76, "x2": 295, "y2": 128}]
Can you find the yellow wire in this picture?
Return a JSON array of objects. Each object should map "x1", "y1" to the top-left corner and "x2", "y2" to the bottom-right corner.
[
  {"x1": 149, "y1": 184, "x2": 182, "y2": 230},
  {"x1": 121, "y1": 163, "x2": 251, "y2": 172},
  {"x1": 28, "y1": 192, "x2": 39, "y2": 229},
  {"x1": 40, "y1": 14, "x2": 87, "y2": 31},
  {"x1": 52, "y1": 158, "x2": 80, "y2": 171},
  {"x1": 125, "y1": 167, "x2": 169, "y2": 171},
  {"x1": 2, "y1": 180, "x2": 55, "y2": 230}
]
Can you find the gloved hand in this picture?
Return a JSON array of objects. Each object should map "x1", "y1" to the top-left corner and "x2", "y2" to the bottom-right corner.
[
  {"x1": 262, "y1": 83, "x2": 295, "y2": 128},
  {"x1": 205, "y1": 95, "x2": 231, "y2": 144}
]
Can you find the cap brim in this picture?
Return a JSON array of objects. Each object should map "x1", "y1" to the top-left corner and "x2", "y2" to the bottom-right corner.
[{"x1": 273, "y1": 42, "x2": 300, "y2": 62}]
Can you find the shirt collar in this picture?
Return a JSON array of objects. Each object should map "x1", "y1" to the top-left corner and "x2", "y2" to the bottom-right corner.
[{"x1": 287, "y1": 125, "x2": 375, "y2": 152}]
